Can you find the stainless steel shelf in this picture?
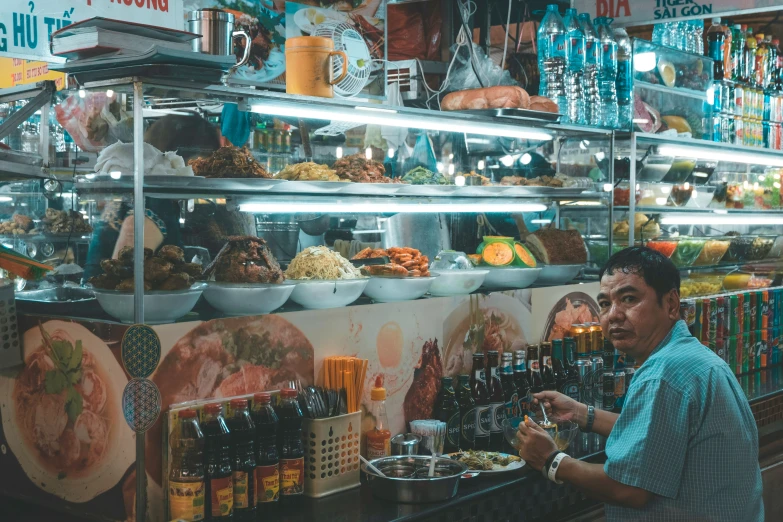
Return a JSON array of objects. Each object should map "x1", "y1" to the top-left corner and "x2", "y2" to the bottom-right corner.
[
  {"x1": 614, "y1": 206, "x2": 783, "y2": 214},
  {"x1": 623, "y1": 132, "x2": 783, "y2": 165}
]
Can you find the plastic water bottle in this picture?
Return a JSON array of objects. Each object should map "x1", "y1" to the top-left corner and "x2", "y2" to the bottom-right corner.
[
  {"x1": 695, "y1": 20, "x2": 705, "y2": 55},
  {"x1": 537, "y1": 4, "x2": 566, "y2": 98},
  {"x1": 652, "y1": 23, "x2": 664, "y2": 45},
  {"x1": 707, "y1": 18, "x2": 726, "y2": 81},
  {"x1": 614, "y1": 26, "x2": 633, "y2": 129},
  {"x1": 563, "y1": 8, "x2": 586, "y2": 125},
  {"x1": 595, "y1": 17, "x2": 618, "y2": 128},
  {"x1": 579, "y1": 13, "x2": 601, "y2": 127}
]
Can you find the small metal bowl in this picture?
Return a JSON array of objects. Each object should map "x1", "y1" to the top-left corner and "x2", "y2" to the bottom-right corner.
[{"x1": 363, "y1": 455, "x2": 468, "y2": 503}]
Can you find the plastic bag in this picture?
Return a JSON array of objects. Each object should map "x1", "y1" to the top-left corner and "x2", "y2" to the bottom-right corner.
[
  {"x1": 54, "y1": 92, "x2": 136, "y2": 152},
  {"x1": 387, "y1": 0, "x2": 443, "y2": 61},
  {"x1": 444, "y1": 42, "x2": 519, "y2": 92},
  {"x1": 402, "y1": 133, "x2": 437, "y2": 174}
]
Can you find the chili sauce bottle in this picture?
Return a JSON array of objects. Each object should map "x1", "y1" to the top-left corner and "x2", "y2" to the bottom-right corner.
[
  {"x1": 366, "y1": 384, "x2": 391, "y2": 459},
  {"x1": 202, "y1": 403, "x2": 233, "y2": 521},
  {"x1": 228, "y1": 399, "x2": 256, "y2": 522},
  {"x1": 169, "y1": 409, "x2": 206, "y2": 522},
  {"x1": 251, "y1": 392, "x2": 279, "y2": 506},
  {"x1": 277, "y1": 388, "x2": 304, "y2": 501}
]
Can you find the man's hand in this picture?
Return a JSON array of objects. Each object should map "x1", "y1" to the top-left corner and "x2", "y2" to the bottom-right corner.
[
  {"x1": 516, "y1": 416, "x2": 558, "y2": 471},
  {"x1": 533, "y1": 391, "x2": 585, "y2": 424}
]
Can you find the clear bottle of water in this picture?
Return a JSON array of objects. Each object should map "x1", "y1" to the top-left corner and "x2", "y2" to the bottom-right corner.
[
  {"x1": 652, "y1": 23, "x2": 664, "y2": 46},
  {"x1": 614, "y1": 26, "x2": 633, "y2": 129},
  {"x1": 595, "y1": 17, "x2": 618, "y2": 128},
  {"x1": 695, "y1": 20, "x2": 705, "y2": 55},
  {"x1": 579, "y1": 13, "x2": 602, "y2": 127},
  {"x1": 563, "y1": 8, "x2": 586, "y2": 125},
  {"x1": 537, "y1": 4, "x2": 566, "y2": 97}
]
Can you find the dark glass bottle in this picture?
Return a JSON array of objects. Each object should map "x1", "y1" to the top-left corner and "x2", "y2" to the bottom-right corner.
[
  {"x1": 169, "y1": 409, "x2": 205, "y2": 522},
  {"x1": 561, "y1": 337, "x2": 582, "y2": 402},
  {"x1": 470, "y1": 353, "x2": 491, "y2": 451},
  {"x1": 277, "y1": 389, "x2": 304, "y2": 502},
  {"x1": 527, "y1": 345, "x2": 544, "y2": 394},
  {"x1": 433, "y1": 377, "x2": 461, "y2": 453},
  {"x1": 551, "y1": 339, "x2": 568, "y2": 392},
  {"x1": 500, "y1": 352, "x2": 519, "y2": 418},
  {"x1": 457, "y1": 374, "x2": 476, "y2": 450},
  {"x1": 251, "y1": 392, "x2": 279, "y2": 506},
  {"x1": 540, "y1": 342, "x2": 556, "y2": 391},
  {"x1": 202, "y1": 403, "x2": 233, "y2": 521},
  {"x1": 513, "y1": 350, "x2": 532, "y2": 416},
  {"x1": 486, "y1": 351, "x2": 505, "y2": 451},
  {"x1": 228, "y1": 399, "x2": 256, "y2": 522},
  {"x1": 602, "y1": 338, "x2": 615, "y2": 369}
]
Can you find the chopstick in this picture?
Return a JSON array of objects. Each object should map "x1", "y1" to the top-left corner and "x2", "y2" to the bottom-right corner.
[{"x1": 321, "y1": 356, "x2": 369, "y2": 414}]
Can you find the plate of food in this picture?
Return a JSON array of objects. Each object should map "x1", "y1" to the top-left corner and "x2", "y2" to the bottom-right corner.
[
  {"x1": 224, "y1": 5, "x2": 286, "y2": 85},
  {"x1": 362, "y1": 275, "x2": 436, "y2": 303},
  {"x1": 447, "y1": 450, "x2": 525, "y2": 474},
  {"x1": 293, "y1": 6, "x2": 348, "y2": 35},
  {"x1": 285, "y1": 246, "x2": 368, "y2": 308}
]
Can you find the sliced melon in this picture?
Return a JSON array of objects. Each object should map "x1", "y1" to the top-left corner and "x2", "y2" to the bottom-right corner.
[
  {"x1": 512, "y1": 242, "x2": 537, "y2": 268},
  {"x1": 661, "y1": 115, "x2": 692, "y2": 134},
  {"x1": 467, "y1": 254, "x2": 483, "y2": 266},
  {"x1": 482, "y1": 242, "x2": 515, "y2": 266},
  {"x1": 657, "y1": 59, "x2": 676, "y2": 87}
]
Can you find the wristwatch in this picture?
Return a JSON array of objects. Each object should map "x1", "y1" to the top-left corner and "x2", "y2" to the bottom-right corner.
[
  {"x1": 583, "y1": 404, "x2": 596, "y2": 433},
  {"x1": 547, "y1": 452, "x2": 569, "y2": 484}
]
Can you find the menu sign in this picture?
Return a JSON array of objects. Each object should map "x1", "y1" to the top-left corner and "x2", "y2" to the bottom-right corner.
[
  {"x1": 0, "y1": 0, "x2": 184, "y2": 61},
  {"x1": 573, "y1": 0, "x2": 783, "y2": 26}
]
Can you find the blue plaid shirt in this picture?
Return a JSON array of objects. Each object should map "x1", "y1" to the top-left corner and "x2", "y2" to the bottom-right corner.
[{"x1": 604, "y1": 320, "x2": 763, "y2": 521}]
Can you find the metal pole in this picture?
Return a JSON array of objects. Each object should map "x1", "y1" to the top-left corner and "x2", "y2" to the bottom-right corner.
[
  {"x1": 608, "y1": 132, "x2": 615, "y2": 253},
  {"x1": 39, "y1": 102, "x2": 50, "y2": 169},
  {"x1": 132, "y1": 80, "x2": 146, "y2": 522},
  {"x1": 628, "y1": 132, "x2": 636, "y2": 246}
]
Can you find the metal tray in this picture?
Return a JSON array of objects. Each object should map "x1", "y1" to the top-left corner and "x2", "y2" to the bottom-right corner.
[
  {"x1": 456, "y1": 108, "x2": 561, "y2": 123},
  {"x1": 15, "y1": 286, "x2": 102, "y2": 316},
  {"x1": 67, "y1": 64, "x2": 227, "y2": 86}
]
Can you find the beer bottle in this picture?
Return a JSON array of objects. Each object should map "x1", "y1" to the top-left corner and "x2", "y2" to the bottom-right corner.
[
  {"x1": 470, "y1": 353, "x2": 491, "y2": 450},
  {"x1": 513, "y1": 350, "x2": 532, "y2": 417},
  {"x1": 457, "y1": 374, "x2": 476, "y2": 450},
  {"x1": 539, "y1": 342, "x2": 556, "y2": 391},
  {"x1": 486, "y1": 351, "x2": 506, "y2": 451},
  {"x1": 434, "y1": 377, "x2": 461, "y2": 453},
  {"x1": 561, "y1": 337, "x2": 582, "y2": 402},
  {"x1": 202, "y1": 403, "x2": 233, "y2": 522},
  {"x1": 526, "y1": 345, "x2": 544, "y2": 394},
  {"x1": 500, "y1": 352, "x2": 520, "y2": 418},
  {"x1": 551, "y1": 339, "x2": 568, "y2": 392}
]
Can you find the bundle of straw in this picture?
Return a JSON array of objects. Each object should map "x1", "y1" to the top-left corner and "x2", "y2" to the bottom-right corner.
[
  {"x1": 322, "y1": 356, "x2": 368, "y2": 414},
  {"x1": 0, "y1": 244, "x2": 53, "y2": 281}
]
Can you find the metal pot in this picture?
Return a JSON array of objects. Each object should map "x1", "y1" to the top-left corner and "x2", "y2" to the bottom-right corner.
[
  {"x1": 187, "y1": 9, "x2": 250, "y2": 68},
  {"x1": 363, "y1": 455, "x2": 467, "y2": 503}
]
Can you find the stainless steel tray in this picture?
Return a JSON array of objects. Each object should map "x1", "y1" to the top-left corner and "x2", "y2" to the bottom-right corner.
[{"x1": 456, "y1": 108, "x2": 561, "y2": 123}]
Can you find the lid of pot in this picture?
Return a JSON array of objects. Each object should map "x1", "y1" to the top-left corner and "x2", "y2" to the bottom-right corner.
[
  {"x1": 286, "y1": 36, "x2": 334, "y2": 51},
  {"x1": 188, "y1": 8, "x2": 234, "y2": 23}
]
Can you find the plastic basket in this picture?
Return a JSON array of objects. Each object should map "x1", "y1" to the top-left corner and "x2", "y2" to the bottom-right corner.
[
  {"x1": 0, "y1": 280, "x2": 21, "y2": 369},
  {"x1": 302, "y1": 411, "x2": 361, "y2": 498}
]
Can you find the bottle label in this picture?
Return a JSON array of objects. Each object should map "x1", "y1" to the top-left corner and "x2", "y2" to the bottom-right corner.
[
  {"x1": 475, "y1": 406, "x2": 491, "y2": 436},
  {"x1": 280, "y1": 458, "x2": 304, "y2": 497},
  {"x1": 560, "y1": 381, "x2": 581, "y2": 402},
  {"x1": 490, "y1": 402, "x2": 506, "y2": 433},
  {"x1": 517, "y1": 392, "x2": 531, "y2": 417},
  {"x1": 461, "y1": 407, "x2": 476, "y2": 443},
  {"x1": 551, "y1": 34, "x2": 567, "y2": 59},
  {"x1": 367, "y1": 436, "x2": 391, "y2": 460},
  {"x1": 602, "y1": 42, "x2": 617, "y2": 70},
  {"x1": 529, "y1": 360, "x2": 540, "y2": 371},
  {"x1": 542, "y1": 356, "x2": 552, "y2": 369},
  {"x1": 709, "y1": 39, "x2": 724, "y2": 63},
  {"x1": 447, "y1": 412, "x2": 460, "y2": 448},
  {"x1": 568, "y1": 34, "x2": 585, "y2": 66},
  {"x1": 169, "y1": 480, "x2": 205, "y2": 521},
  {"x1": 209, "y1": 476, "x2": 233, "y2": 518},
  {"x1": 255, "y1": 464, "x2": 279, "y2": 503},
  {"x1": 585, "y1": 40, "x2": 599, "y2": 65},
  {"x1": 232, "y1": 471, "x2": 251, "y2": 509},
  {"x1": 506, "y1": 392, "x2": 520, "y2": 418},
  {"x1": 616, "y1": 60, "x2": 632, "y2": 98}
]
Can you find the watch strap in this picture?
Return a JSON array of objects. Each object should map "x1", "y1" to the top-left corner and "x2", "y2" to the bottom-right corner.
[
  {"x1": 547, "y1": 452, "x2": 569, "y2": 484},
  {"x1": 541, "y1": 450, "x2": 562, "y2": 479},
  {"x1": 584, "y1": 404, "x2": 595, "y2": 433}
]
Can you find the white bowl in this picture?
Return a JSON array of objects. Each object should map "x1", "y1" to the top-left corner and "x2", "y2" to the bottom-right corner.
[
  {"x1": 203, "y1": 282, "x2": 295, "y2": 315},
  {"x1": 288, "y1": 279, "x2": 369, "y2": 309},
  {"x1": 363, "y1": 276, "x2": 435, "y2": 303},
  {"x1": 481, "y1": 267, "x2": 542, "y2": 289},
  {"x1": 429, "y1": 270, "x2": 488, "y2": 296},
  {"x1": 536, "y1": 264, "x2": 582, "y2": 286},
  {"x1": 93, "y1": 284, "x2": 205, "y2": 324}
]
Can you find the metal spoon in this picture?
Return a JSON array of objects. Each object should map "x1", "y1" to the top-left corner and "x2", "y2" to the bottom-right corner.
[
  {"x1": 539, "y1": 402, "x2": 558, "y2": 438},
  {"x1": 360, "y1": 455, "x2": 386, "y2": 477}
]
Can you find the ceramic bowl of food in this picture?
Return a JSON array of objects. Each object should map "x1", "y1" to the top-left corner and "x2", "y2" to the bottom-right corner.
[
  {"x1": 363, "y1": 276, "x2": 436, "y2": 303},
  {"x1": 202, "y1": 282, "x2": 295, "y2": 315},
  {"x1": 535, "y1": 265, "x2": 582, "y2": 286},
  {"x1": 429, "y1": 270, "x2": 488, "y2": 296},
  {"x1": 287, "y1": 279, "x2": 368, "y2": 309},
  {"x1": 481, "y1": 267, "x2": 542, "y2": 289},
  {"x1": 93, "y1": 284, "x2": 206, "y2": 324}
]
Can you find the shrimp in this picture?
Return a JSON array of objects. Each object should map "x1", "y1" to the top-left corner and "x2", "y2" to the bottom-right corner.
[
  {"x1": 78, "y1": 369, "x2": 107, "y2": 413},
  {"x1": 74, "y1": 410, "x2": 108, "y2": 468},
  {"x1": 33, "y1": 392, "x2": 68, "y2": 456}
]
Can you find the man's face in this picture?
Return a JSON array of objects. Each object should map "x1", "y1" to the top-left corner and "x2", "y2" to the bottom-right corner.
[{"x1": 597, "y1": 270, "x2": 680, "y2": 359}]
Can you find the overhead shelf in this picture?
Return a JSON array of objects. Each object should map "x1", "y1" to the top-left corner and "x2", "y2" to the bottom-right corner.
[{"x1": 624, "y1": 132, "x2": 783, "y2": 167}]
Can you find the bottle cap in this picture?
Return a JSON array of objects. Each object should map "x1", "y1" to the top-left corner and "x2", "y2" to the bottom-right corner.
[
  {"x1": 204, "y1": 403, "x2": 222, "y2": 415},
  {"x1": 254, "y1": 392, "x2": 271, "y2": 404},
  {"x1": 179, "y1": 409, "x2": 197, "y2": 419},
  {"x1": 735, "y1": 24, "x2": 742, "y2": 29},
  {"x1": 441, "y1": 376, "x2": 453, "y2": 386},
  {"x1": 371, "y1": 387, "x2": 386, "y2": 401},
  {"x1": 230, "y1": 398, "x2": 248, "y2": 409},
  {"x1": 281, "y1": 388, "x2": 297, "y2": 398},
  {"x1": 713, "y1": 18, "x2": 720, "y2": 24}
]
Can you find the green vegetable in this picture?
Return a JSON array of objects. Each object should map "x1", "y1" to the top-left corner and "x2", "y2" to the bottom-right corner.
[
  {"x1": 39, "y1": 324, "x2": 84, "y2": 423},
  {"x1": 402, "y1": 166, "x2": 451, "y2": 185}
]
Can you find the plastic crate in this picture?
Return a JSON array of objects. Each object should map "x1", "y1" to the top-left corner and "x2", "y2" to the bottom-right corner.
[
  {"x1": 0, "y1": 280, "x2": 21, "y2": 370},
  {"x1": 302, "y1": 411, "x2": 361, "y2": 498}
]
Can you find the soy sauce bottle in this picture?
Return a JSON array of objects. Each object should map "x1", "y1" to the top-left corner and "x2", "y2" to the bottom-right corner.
[
  {"x1": 251, "y1": 392, "x2": 279, "y2": 506},
  {"x1": 227, "y1": 399, "x2": 255, "y2": 522},
  {"x1": 277, "y1": 388, "x2": 304, "y2": 501},
  {"x1": 202, "y1": 403, "x2": 233, "y2": 521}
]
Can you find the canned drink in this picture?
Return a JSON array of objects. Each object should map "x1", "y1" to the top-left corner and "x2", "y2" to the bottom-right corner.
[
  {"x1": 589, "y1": 323, "x2": 603, "y2": 355},
  {"x1": 749, "y1": 292, "x2": 758, "y2": 332},
  {"x1": 741, "y1": 332, "x2": 749, "y2": 374},
  {"x1": 748, "y1": 330, "x2": 756, "y2": 372},
  {"x1": 708, "y1": 298, "x2": 718, "y2": 344},
  {"x1": 702, "y1": 298, "x2": 712, "y2": 343},
  {"x1": 773, "y1": 327, "x2": 781, "y2": 365},
  {"x1": 681, "y1": 300, "x2": 696, "y2": 328},
  {"x1": 590, "y1": 357, "x2": 604, "y2": 406},
  {"x1": 761, "y1": 329, "x2": 769, "y2": 368},
  {"x1": 775, "y1": 289, "x2": 781, "y2": 327},
  {"x1": 715, "y1": 337, "x2": 726, "y2": 363},
  {"x1": 602, "y1": 371, "x2": 615, "y2": 411},
  {"x1": 572, "y1": 324, "x2": 588, "y2": 357},
  {"x1": 756, "y1": 291, "x2": 765, "y2": 331},
  {"x1": 734, "y1": 115, "x2": 744, "y2": 145},
  {"x1": 624, "y1": 367, "x2": 635, "y2": 393},
  {"x1": 602, "y1": 339, "x2": 614, "y2": 369},
  {"x1": 734, "y1": 85, "x2": 744, "y2": 116},
  {"x1": 575, "y1": 359, "x2": 592, "y2": 404},
  {"x1": 766, "y1": 290, "x2": 775, "y2": 328},
  {"x1": 742, "y1": 292, "x2": 750, "y2": 335},
  {"x1": 613, "y1": 370, "x2": 626, "y2": 404},
  {"x1": 729, "y1": 335, "x2": 738, "y2": 375},
  {"x1": 614, "y1": 348, "x2": 626, "y2": 370},
  {"x1": 762, "y1": 291, "x2": 770, "y2": 330},
  {"x1": 729, "y1": 294, "x2": 740, "y2": 336},
  {"x1": 694, "y1": 299, "x2": 703, "y2": 342},
  {"x1": 716, "y1": 297, "x2": 727, "y2": 339}
]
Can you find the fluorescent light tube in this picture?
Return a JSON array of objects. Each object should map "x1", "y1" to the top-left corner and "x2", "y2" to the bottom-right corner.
[
  {"x1": 239, "y1": 201, "x2": 548, "y2": 214},
  {"x1": 250, "y1": 102, "x2": 553, "y2": 142},
  {"x1": 657, "y1": 144, "x2": 783, "y2": 167},
  {"x1": 660, "y1": 215, "x2": 783, "y2": 225}
]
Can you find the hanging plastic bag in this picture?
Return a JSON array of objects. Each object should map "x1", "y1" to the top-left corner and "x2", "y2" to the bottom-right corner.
[
  {"x1": 54, "y1": 93, "x2": 137, "y2": 152},
  {"x1": 443, "y1": 41, "x2": 519, "y2": 92},
  {"x1": 402, "y1": 133, "x2": 437, "y2": 174}
]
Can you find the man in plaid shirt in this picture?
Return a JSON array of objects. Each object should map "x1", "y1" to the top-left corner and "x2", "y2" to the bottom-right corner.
[{"x1": 517, "y1": 247, "x2": 763, "y2": 521}]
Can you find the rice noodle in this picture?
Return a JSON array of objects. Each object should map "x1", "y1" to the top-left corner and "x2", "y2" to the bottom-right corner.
[{"x1": 285, "y1": 246, "x2": 363, "y2": 280}]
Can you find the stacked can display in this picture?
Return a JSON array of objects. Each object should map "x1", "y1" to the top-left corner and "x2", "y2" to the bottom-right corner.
[{"x1": 681, "y1": 287, "x2": 783, "y2": 377}]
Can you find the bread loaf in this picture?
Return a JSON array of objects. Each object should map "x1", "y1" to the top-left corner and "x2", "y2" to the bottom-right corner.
[
  {"x1": 525, "y1": 228, "x2": 587, "y2": 265},
  {"x1": 528, "y1": 95, "x2": 559, "y2": 113},
  {"x1": 442, "y1": 86, "x2": 530, "y2": 111}
]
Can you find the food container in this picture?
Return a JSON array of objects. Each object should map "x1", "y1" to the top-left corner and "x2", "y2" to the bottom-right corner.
[
  {"x1": 481, "y1": 267, "x2": 542, "y2": 289},
  {"x1": 288, "y1": 279, "x2": 368, "y2": 309},
  {"x1": 692, "y1": 239, "x2": 731, "y2": 266},
  {"x1": 429, "y1": 270, "x2": 488, "y2": 296},
  {"x1": 202, "y1": 282, "x2": 295, "y2": 315},
  {"x1": 685, "y1": 185, "x2": 716, "y2": 208},
  {"x1": 363, "y1": 455, "x2": 467, "y2": 503},
  {"x1": 586, "y1": 241, "x2": 624, "y2": 266},
  {"x1": 749, "y1": 237, "x2": 774, "y2": 261},
  {"x1": 662, "y1": 159, "x2": 697, "y2": 183},
  {"x1": 362, "y1": 276, "x2": 436, "y2": 303},
  {"x1": 680, "y1": 274, "x2": 724, "y2": 298},
  {"x1": 668, "y1": 183, "x2": 693, "y2": 207},
  {"x1": 430, "y1": 250, "x2": 473, "y2": 270},
  {"x1": 93, "y1": 285, "x2": 205, "y2": 324},
  {"x1": 535, "y1": 264, "x2": 582, "y2": 286},
  {"x1": 637, "y1": 155, "x2": 675, "y2": 182},
  {"x1": 724, "y1": 236, "x2": 755, "y2": 263},
  {"x1": 723, "y1": 271, "x2": 774, "y2": 291},
  {"x1": 767, "y1": 236, "x2": 783, "y2": 258},
  {"x1": 646, "y1": 239, "x2": 678, "y2": 258},
  {"x1": 670, "y1": 238, "x2": 706, "y2": 267},
  {"x1": 391, "y1": 433, "x2": 422, "y2": 456}
]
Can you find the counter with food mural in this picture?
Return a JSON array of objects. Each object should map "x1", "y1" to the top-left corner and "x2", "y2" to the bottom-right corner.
[{"x1": 0, "y1": 282, "x2": 598, "y2": 521}]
